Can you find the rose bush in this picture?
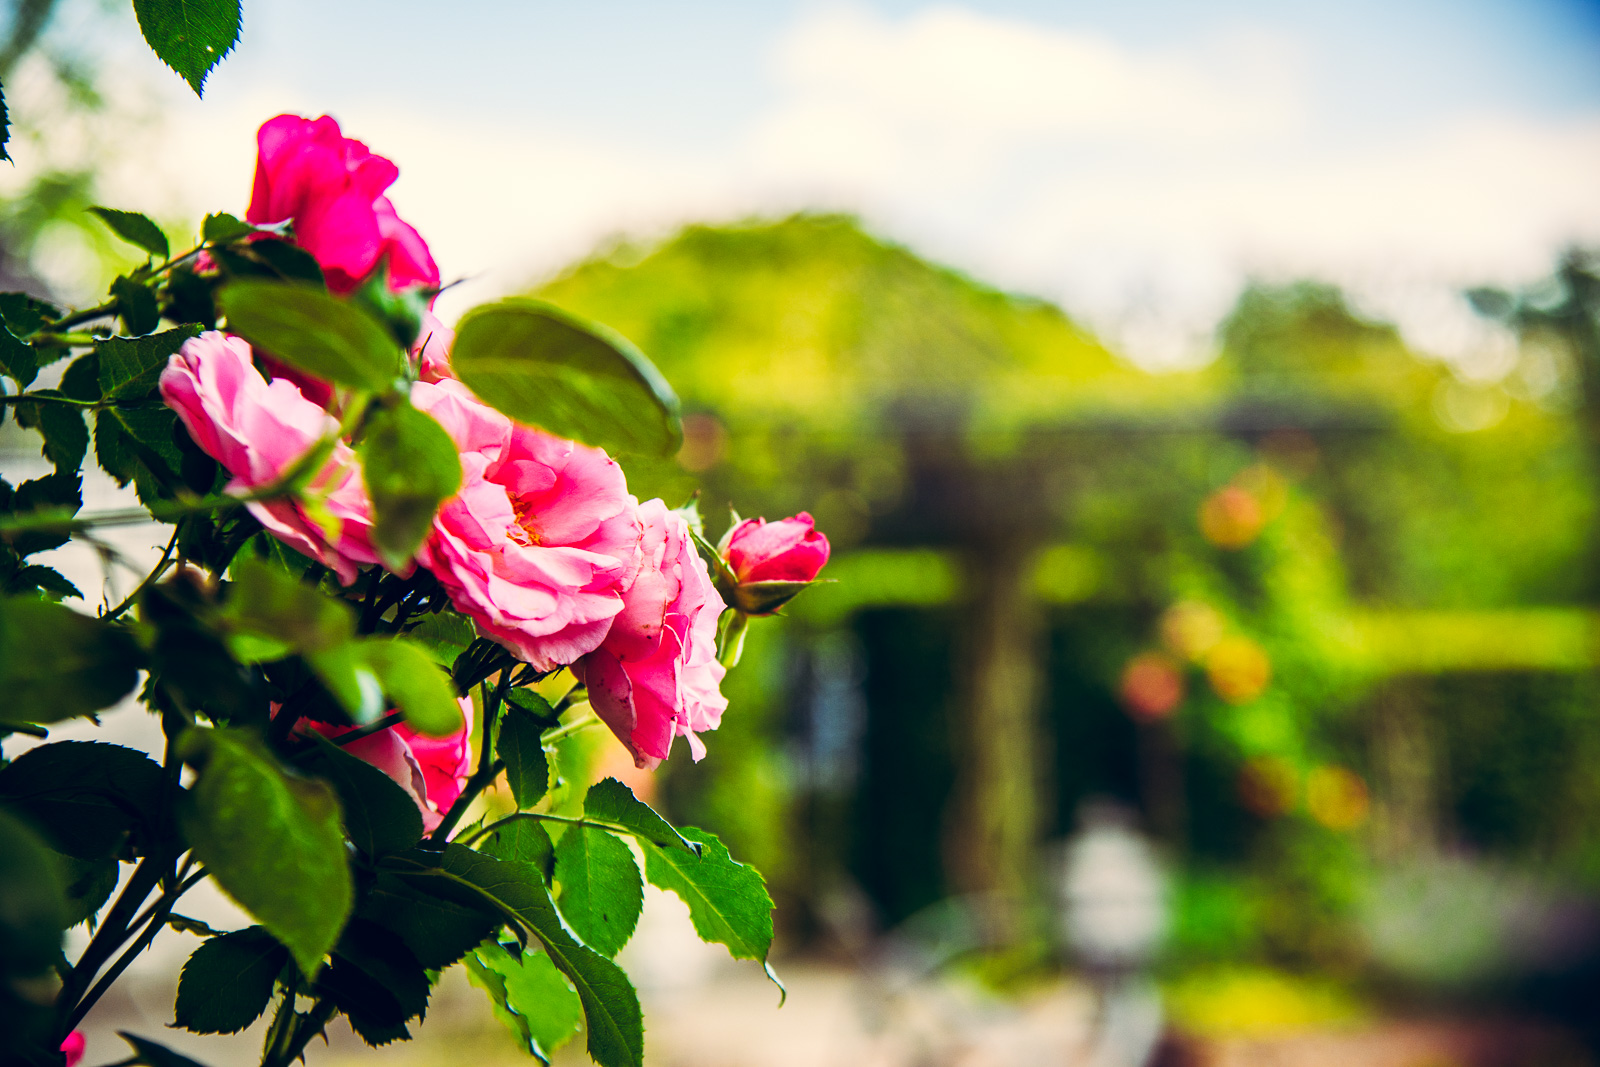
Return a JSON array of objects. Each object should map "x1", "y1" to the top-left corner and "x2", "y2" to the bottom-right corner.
[{"x1": 0, "y1": 99, "x2": 829, "y2": 1067}]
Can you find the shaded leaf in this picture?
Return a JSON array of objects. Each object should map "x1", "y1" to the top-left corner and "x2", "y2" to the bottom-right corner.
[
  {"x1": 13, "y1": 392, "x2": 88, "y2": 473},
  {"x1": 319, "y1": 918, "x2": 430, "y2": 1045},
  {"x1": 112, "y1": 275, "x2": 161, "y2": 335},
  {"x1": 359, "y1": 401, "x2": 461, "y2": 571},
  {"x1": 251, "y1": 238, "x2": 326, "y2": 287},
  {"x1": 5, "y1": 564, "x2": 81, "y2": 601},
  {"x1": 0, "y1": 323, "x2": 36, "y2": 387},
  {"x1": 359, "y1": 869, "x2": 500, "y2": 972},
  {"x1": 89, "y1": 207, "x2": 170, "y2": 259},
  {"x1": 478, "y1": 818, "x2": 554, "y2": 880},
  {"x1": 131, "y1": 0, "x2": 241, "y2": 96},
  {"x1": 0, "y1": 808, "x2": 67, "y2": 978},
  {"x1": 174, "y1": 926, "x2": 287, "y2": 1034},
  {"x1": 498, "y1": 703, "x2": 549, "y2": 809},
  {"x1": 554, "y1": 827, "x2": 641, "y2": 958},
  {"x1": 223, "y1": 555, "x2": 353, "y2": 661},
  {"x1": 56, "y1": 852, "x2": 118, "y2": 927},
  {"x1": 0, "y1": 598, "x2": 142, "y2": 725},
  {"x1": 119, "y1": 1031, "x2": 212, "y2": 1067},
  {"x1": 202, "y1": 212, "x2": 253, "y2": 243},
  {"x1": 177, "y1": 727, "x2": 353, "y2": 975},
  {"x1": 0, "y1": 741, "x2": 163, "y2": 858},
  {"x1": 297, "y1": 734, "x2": 423, "y2": 857},
  {"x1": 450, "y1": 299, "x2": 681, "y2": 458},
  {"x1": 218, "y1": 279, "x2": 401, "y2": 393}
]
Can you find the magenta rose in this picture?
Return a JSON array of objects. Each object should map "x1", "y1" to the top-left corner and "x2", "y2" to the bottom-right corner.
[
  {"x1": 60, "y1": 1033, "x2": 85, "y2": 1067},
  {"x1": 292, "y1": 696, "x2": 473, "y2": 833},
  {"x1": 573, "y1": 499, "x2": 728, "y2": 769},
  {"x1": 411, "y1": 378, "x2": 640, "y2": 670},
  {"x1": 160, "y1": 331, "x2": 381, "y2": 583},
  {"x1": 723, "y1": 512, "x2": 830, "y2": 583},
  {"x1": 247, "y1": 114, "x2": 439, "y2": 294}
]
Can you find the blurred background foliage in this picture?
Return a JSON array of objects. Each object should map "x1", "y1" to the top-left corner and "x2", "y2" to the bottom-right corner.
[{"x1": 537, "y1": 216, "x2": 1600, "y2": 1034}]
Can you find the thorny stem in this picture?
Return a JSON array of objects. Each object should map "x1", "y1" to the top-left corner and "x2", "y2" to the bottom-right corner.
[
  {"x1": 103, "y1": 527, "x2": 180, "y2": 620},
  {"x1": 269, "y1": 996, "x2": 338, "y2": 1067},
  {"x1": 429, "y1": 670, "x2": 512, "y2": 841}
]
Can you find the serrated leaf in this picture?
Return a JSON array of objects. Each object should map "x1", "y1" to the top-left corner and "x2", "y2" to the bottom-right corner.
[
  {"x1": 297, "y1": 734, "x2": 423, "y2": 857},
  {"x1": 0, "y1": 83, "x2": 9, "y2": 164},
  {"x1": 641, "y1": 827, "x2": 774, "y2": 966},
  {"x1": 498, "y1": 703, "x2": 549, "y2": 809},
  {"x1": 89, "y1": 207, "x2": 170, "y2": 259},
  {"x1": 202, "y1": 212, "x2": 253, "y2": 243},
  {"x1": 467, "y1": 941, "x2": 582, "y2": 1062},
  {"x1": 450, "y1": 299, "x2": 682, "y2": 458},
  {"x1": 132, "y1": 0, "x2": 241, "y2": 96},
  {"x1": 218, "y1": 279, "x2": 401, "y2": 393},
  {"x1": 478, "y1": 818, "x2": 553, "y2": 879},
  {"x1": 359, "y1": 870, "x2": 500, "y2": 971},
  {"x1": 554, "y1": 827, "x2": 641, "y2": 958},
  {"x1": 405, "y1": 611, "x2": 475, "y2": 666},
  {"x1": 359, "y1": 401, "x2": 461, "y2": 570},
  {"x1": 5, "y1": 564, "x2": 82, "y2": 600},
  {"x1": 97, "y1": 324, "x2": 202, "y2": 400},
  {"x1": 13, "y1": 392, "x2": 88, "y2": 473},
  {"x1": 174, "y1": 926, "x2": 287, "y2": 1034},
  {"x1": 360, "y1": 637, "x2": 463, "y2": 736},
  {"x1": 0, "y1": 808, "x2": 68, "y2": 977},
  {"x1": 112, "y1": 275, "x2": 161, "y2": 335},
  {"x1": 177, "y1": 727, "x2": 353, "y2": 976},
  {"x1": 56, "y1": 852, "x2": 118, "y2": 927},
  {"x1": 251, "y1": 238, "x2": 326, "y2": 287},
  {"x1": 8, "y1": 472, "x2": 81, "y2": 557},
  {"x1": 383, "y1": 846, "x2": 644, "y2": 1067},
  {"x1": 0, "y1": 740, "x2": 163, "y2": 858},
  {"x1": 0, "y1": 598, "x2": 142, "y2": 725},
  {"x1": 318, "y1": 918, "x2": 430, "y2": 1044},
  {"x1": 0, "y1": 324, "x2": 37, "y2": 387},
  {"x1": 584, "y1": 777, "x2": 697, "y2": 853}
]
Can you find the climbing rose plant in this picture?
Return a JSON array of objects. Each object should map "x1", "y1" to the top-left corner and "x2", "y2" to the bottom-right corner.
[{"x1": 0, "y1": 110, "x2": 828, "y2": 1067}]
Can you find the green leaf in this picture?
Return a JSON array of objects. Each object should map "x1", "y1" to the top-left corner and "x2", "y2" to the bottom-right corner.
[
  {"x1": 304, "y1": 642, "x2": 386, "y2": 724},
  {"x1": 131, "y1": 0, "x2": 241, "y2": 96},
  {"x1": 218, "y1": 279, "x2": 400, "y2": 393},
  {"x1": 450, "y1": 299, "x2": 682, "y2": 458},
  {"x1": 223, "y1": 555, "x2": 354, "y2": 660},
  {"x1": 405, "y1": 611, "x2": 475, "y2": 666},
  {"x1": 119, "y1": 1031, "x2": 212, "y2": 1067},
  {"x1": 13, "y1": 392, "x2": 88, "y2": 473},
  {"x1": 5, "y1": 564, "x2": 82, "y2": 601},
  {"x1": 202, "y1": 212, "x2": 253, "y2": 243},
  {"x1": 0, "y1": 741, "x2": 164, "y2": 858},
  {"x1": 112, "y1": 275, "x2": 161, "y2": 335},
  {"x1": 584, "y1": 777, "x2": 698, "y2": 854},
  {"x1": 360, "y1": 637, "x2": 464, "y2": 736},
  {"x1": 554, "y1": 827, "x2": 641, "y2": 958},
  {"x1": 173, "y1": 926, "x2": 287, "y2": 1034},
  {"x1": 97, "y1": 324, "x2": 202, "y2": 400},
  {"x1": 384, "y1": 846, "x2": 644, "y2": 1067},
  {"x1": 297, "y1": 735, "x2": 423, "y2": 857},
  {"x1": 467, "y1": 941, "x2": 582, "y2": 1063},
  {"x1": 177, "y1": 727, "x2": 353, "y2": 976},
  {"x1": 359, "y1": 401, "x2": 461, "y2": 571},
  {"x1": 7, "y1": 472, "x2": 81, "y2": 558},
  {"x1": 89, "y1": 207, "x2": 170, "y2": 259},
  {"x1": 478, "y1": 818, "x2": 554, "y2": 880},
  {"x1": 0, "y1": 324, "x2": 37, "y2": 387},
  {"x1": 319, "y1": 918, "x2": 430, "y2": 1045},
  {"x1": 0, "y1": 293, "x2": 60, "y2": 336},
  {"x1": 0, "y1": 598, "x2": 142, "y2": 725},
  {"x1": 498, "y1": 703, "x2": 549, "y2": 809},
  {"x1": 0, "y1": 83, "x2": 9, "y2": 164},
  {"x1": 111, "y1": 405, "x2": 185, "y2": 474},
  {"x1": 250, "y1": 238, "x2": 326, "y2": 287},
  {"x1": 0, "y1": 808, "x2": 67, "y2": 979},
  {"x1": 358, "y1": 870, "x2": 500, "y2": 971},
  {"x1": 641, "y1": 827, "x2": 774, "y2": 967},
  {"x1": 56, "y1": 852, "x2": 119, "y2": 927}
]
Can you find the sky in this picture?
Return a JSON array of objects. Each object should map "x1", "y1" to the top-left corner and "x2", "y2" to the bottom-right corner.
[{"x1": 25, "y1": 0, "x2": 1600, "y2": 369}]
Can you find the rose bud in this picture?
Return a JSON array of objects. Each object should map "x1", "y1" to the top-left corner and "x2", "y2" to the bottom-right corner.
[{"x1": 715, "y1": 512, "x2": 830, "y2": 616}]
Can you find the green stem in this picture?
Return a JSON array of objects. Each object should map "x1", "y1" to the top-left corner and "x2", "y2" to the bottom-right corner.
[
  {"x1": 460, "y1": 810, "x2": 638, "y2": 848},
  {"x1": 64, "y1": 869, "x2": 207, "y2": 1030},
  {"x1": 329, "y1": 710, "x2": 404, "y2": 747},
  {"x1": 430, "y1": 671, "x2": 511, "y2": 841},
  {"x1": 56, "y1": 855, "x2": 163, "y2": 1027},
  {"x1": 103, "y1": 527, "x2": 179, "y2": 620},
  {"x1": 538, "y1": 709, "x2": 598, "y2": 746},
  {"x1": 46, "y1": 300, "x2": 118, "y2": 331},
  {"x1": 268, "y1": 996, "x2": 337, "y2": 1067}
]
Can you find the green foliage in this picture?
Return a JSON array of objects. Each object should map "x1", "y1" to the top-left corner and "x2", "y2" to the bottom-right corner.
[
  {"x1": 0, "y1": 597, "x2": 142, "y2": 724},
  {"x1": 0, "y1": 741, "x2": 164, "y2": 858},
  {"x1": 498, "y1": 702, "x2": 551, "y2": 808},
  {"x1": 177, "y1": 727, "x2": 353, "y2": 976},
  {"x1": 97, "y1": 325, "x2": 202, "y2": 399},
  {"x1": 554, "y1": 826, "x2": 642, "y2": 957},
  {"x1": 642, "y1": 827, "x2": 775, "y2": 970},
  {"x1": 174, "y1": 926, "x2": 288, "y2": 1034},
  {"x1": 584, "y1": 776, "x2": 697, "y2": 853},
  {"x1": 450, "y1": 299, "x2": 682, "y2": 458},
  {"x1": 89, "y1": 206, "x2": 170, "y2": 259},
  {"x1": 360, "y1": 638, "x2": 464, "y2": 736},
  {"x1": 119, "y1": 1031, "x2": 212, "y2": 1067},
  {"x1": 466, "y1": 941, "x2": 582, "y2": 1062},
  {"x1": 132, "y1": 0, "x2": 242, "y2": 96},
  {"x1": 296, "y1": 736, "x2": 423, "y2": 857},
  {"x1": 359, "y1": 401, "x2": 462, "y2": 570},
  {"x1": 218, "y1": 280, "x2": 401, "y2": 393}
]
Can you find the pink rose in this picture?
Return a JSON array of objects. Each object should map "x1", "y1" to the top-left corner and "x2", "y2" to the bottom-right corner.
[
  {"x1": 573, "y1": 499, "x2": 728, "y2": 769},
  {"x1": 60, "y1": 1032, "x2": 85, "y2": 1067},
  {"x1": 412, "y1": 378, "x2": 640, "y2": 671},
  {"x1": 160, "y1": 331, "x2": 380, "y2": 584},
  {"x1": 723, "y1": 512, "x2": 830, "y2": 583},
  {"x1": 247, "y1": 114, "x2": 439, "y2": 294},
  {"x1": 293, "y1": 697, "x2": 474, "y2": 833}
]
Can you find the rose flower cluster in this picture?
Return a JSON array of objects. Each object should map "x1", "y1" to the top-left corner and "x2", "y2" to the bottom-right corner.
[{"x1": 155, "y1": 115, "x2": 828, "y2": 828}]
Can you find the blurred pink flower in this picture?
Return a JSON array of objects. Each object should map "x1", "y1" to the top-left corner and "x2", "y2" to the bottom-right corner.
[
  {"x1": 723, "y1": 512, "x2": 830, "y2": 583},
  {"x1": 294, "y1": 697, "x2": 474, "y2": 833},
  {"x1": 160, "y1": 331, "x2": 380, "y2": 584},
  {"x1": 574, "y1": 499, "x2": 728, "y2": 769},
  {"x1": 60, "y1": 1032, "x2": 85, "y2": 1067},
  {"x1": 412, "y1": 378, "x2": 639, "y2": 671},
  {"x1": 247, "y1": 114, "x2": 438, "y2": 294}
]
